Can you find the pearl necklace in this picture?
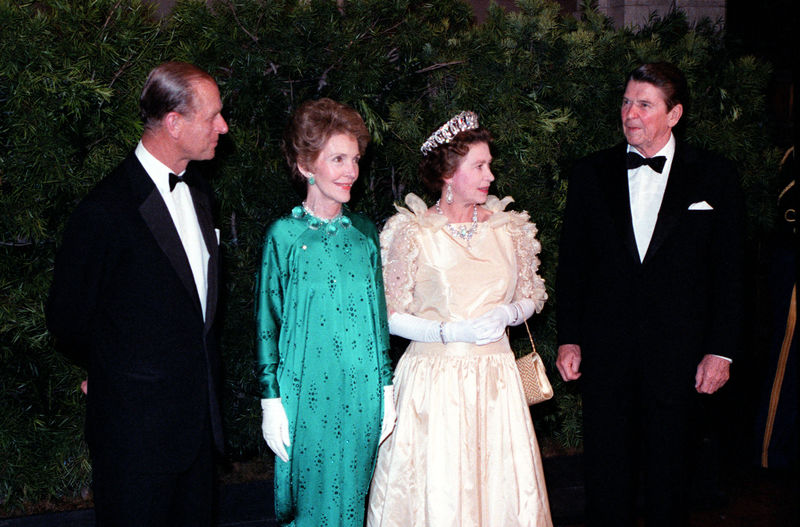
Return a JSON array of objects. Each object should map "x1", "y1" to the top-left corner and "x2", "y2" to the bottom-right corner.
[
  {"x1": 435, "y1": 199, "x2": 479, "y2": 244},
  {"x1": 291, "y1": 202, "x2": 352, "y2": 235}
]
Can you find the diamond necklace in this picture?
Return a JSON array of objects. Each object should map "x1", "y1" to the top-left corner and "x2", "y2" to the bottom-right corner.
[{"x1": 435, "y1": 199, "x2": 479, "y2": 244}]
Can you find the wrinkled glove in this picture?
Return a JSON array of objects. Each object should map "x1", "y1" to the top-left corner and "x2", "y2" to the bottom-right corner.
[
  {"x1": 388, "y1": 303, "x2": 534, "y2": 346},
  {"x1": 380, "y1": 385, "x2": 396, "y2": 444},
  {"x1": 261, "y1": 397, "x2": 290, "y2": 463},
  {"x1": 389, "y1": 313, "x2": 504, "y2": 345},
  {"x1": 442, "y1": 318, "x2": 495, "y2": 344},
  {"x1": 389, "y1": 311, "x2": 503, "y2": 344},
  {"x1": 388, "y1": 312, "x2": 443, "y2": 342},
  {"x1": 506, "y1": 299, "x2": 536, "y2": 327},
  {"x1": 461, "y1": 310, "x2": 508, "y2": 345},
  {"x1": 467, "y1": 299, "x2": 538, "y2": 344}
]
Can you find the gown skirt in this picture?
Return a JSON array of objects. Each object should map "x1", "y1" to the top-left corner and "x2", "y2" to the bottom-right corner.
[{"x1": 367, "y1": 335, "x2": 553, "y2": 527}]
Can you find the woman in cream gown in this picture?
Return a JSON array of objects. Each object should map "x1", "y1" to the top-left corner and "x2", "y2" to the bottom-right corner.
[{"x1": 367, "y1": 112, "x2": 552, "y2": 527}]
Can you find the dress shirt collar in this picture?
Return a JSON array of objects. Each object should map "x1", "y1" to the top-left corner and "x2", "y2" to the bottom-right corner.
[
  {"x1": 135, "y1": 141, "x2": 186, "y2": 194},
  {"x1": 626, "y1": 133, "x2": 676, "y2": 175}
]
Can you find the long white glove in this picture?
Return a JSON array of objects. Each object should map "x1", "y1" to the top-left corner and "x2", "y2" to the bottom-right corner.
[
  {"x1": 449, "y1": 299, "x2": 537, "y2": 343},
  {"x1": 469, "y1": 299, "x2": 537, "y2": 344},
  {"x1": 261, "y1": 397, "x2": 290, "y2": 463},
  {"x1": 387, "y1": 312, "x2": 500, "y2": 345},
  {"x1": 467, "y1": 310, "x2": 508, "y2": 345},
  {"x1": 380, "y1": 385, "x2": 396, "y2": 444},
  {"x1": 388, "y1": 312, "x2": 442, "y2": 342},
  {"x1": 485, "y1": 299, "x2": 537, "y2": 327}
]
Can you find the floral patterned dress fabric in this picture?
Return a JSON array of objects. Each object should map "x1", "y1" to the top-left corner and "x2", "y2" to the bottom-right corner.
[
  {"x1": 367, "y1": 194, "x2": 552, "y2": 527},
  {"x1": 256, "y1": 207, "x2": 393, "y2": 527}
]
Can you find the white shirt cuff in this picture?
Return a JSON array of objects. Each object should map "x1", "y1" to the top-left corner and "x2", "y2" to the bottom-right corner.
[{"x1": 710, "y1": 354, "x2": 732, "y2": 363}]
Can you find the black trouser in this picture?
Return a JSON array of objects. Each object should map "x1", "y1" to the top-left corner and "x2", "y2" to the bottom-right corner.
[
  {"x1": 91, "y1": 427, "x2": 215, "y2": 527},
  {"x1": 582, "y1": 386, "x2": 692, "y2": 527}
]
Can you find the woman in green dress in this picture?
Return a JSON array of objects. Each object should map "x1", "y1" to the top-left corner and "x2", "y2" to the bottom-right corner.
[{"x1": 256, "y1": 98, "x2": 395, "y2": 527}]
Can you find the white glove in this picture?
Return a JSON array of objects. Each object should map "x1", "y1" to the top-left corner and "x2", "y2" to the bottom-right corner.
[
  {"x1": 467, "y1": 299, "x2": 538, "y2": 344},
  {"x1": 506, "y1": 299, "x2": 536, "y2": 326},
  {"x1": 260, "y1": 397, "x2": 290, "y2": 463},
  {"x1": 387, "y1": 301, "x2": 534, "y2": 346},
  {"x1": 442, "y1": 318, "x2": 495, "y2": 344},
  {"x1": 379, "y1": 385, "x2": 396, "y2": 444},
  {"x1": 388, "y1": 312, "x2": 442, "y2": 342},
  {"x1": 389, "y1": 313, "x2": 496, "y2": 344},
  {"x1": 464, "y1": 310, "x2": 508, "y2": 345},
  {"x1": 389, "y1": 312, "x2": 494, "y2": 344}
]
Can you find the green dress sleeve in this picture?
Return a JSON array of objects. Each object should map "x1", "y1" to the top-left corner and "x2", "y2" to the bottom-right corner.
[
  {"x1": 255, "y1": 225, "x2": 284, "y2": 399},
  {"x1": 369, "y1": 221, "x2": 394, "y2": 386}
]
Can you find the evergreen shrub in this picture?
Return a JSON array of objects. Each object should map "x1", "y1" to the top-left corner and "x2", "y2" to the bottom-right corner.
[{"x1": 0, "y1": 0, "x2": 781, "y2": 512}]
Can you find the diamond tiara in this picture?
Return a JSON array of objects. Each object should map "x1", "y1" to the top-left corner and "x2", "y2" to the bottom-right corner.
[{"x1": 420, "y1": 111, "x2": 480, "y2": 156}]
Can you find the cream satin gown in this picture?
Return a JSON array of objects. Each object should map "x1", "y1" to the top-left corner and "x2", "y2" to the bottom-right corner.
[{"x1": 367, "y1": 194, "x2": 552, "y2": 527}]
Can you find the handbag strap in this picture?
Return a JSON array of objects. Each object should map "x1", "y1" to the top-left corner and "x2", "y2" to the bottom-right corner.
[{"x1": 522, "y1": 319, "x2": 537, "y2": 354}]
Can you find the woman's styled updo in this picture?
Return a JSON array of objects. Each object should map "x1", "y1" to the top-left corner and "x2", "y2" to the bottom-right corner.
[
  {"x1": 419, "y1": 127, "x2": 493, "y2": 193},
  {"x1": 282, "y1": 98, "x2": 370, "y2": 190}
]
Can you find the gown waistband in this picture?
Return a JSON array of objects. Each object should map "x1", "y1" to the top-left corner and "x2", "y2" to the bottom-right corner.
[{"x1": 406, "y1": 334, "x2": 511, "y2": 357}]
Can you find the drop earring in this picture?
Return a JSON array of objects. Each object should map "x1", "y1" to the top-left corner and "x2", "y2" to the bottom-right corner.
[
  {"x1": 445, "y1": 183, "x2": 454, "y2": 204},
  {"x1": 307, "y1": 174, "x2": 316, "y2": 186}
]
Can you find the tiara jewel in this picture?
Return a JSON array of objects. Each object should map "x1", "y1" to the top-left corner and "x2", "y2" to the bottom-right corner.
[{"x1": 420, "y1": 111, "x2": 479, "y2": 156}]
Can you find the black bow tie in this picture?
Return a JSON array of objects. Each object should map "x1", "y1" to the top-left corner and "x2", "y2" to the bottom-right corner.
[
  {"x1": 168, "y1": 172, "x2": 192, "y2": 191},
  {"x1": 626, "y1": 152, "x2": 667, "y2": 173}
]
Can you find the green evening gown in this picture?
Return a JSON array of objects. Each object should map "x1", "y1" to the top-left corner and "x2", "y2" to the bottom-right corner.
[{"x1": 256, "y1": 205, "x2": 393, "y2": 527}]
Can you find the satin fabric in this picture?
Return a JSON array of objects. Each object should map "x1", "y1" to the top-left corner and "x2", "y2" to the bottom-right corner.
[
  {"x1": 368, "y1": 195, "x2": 552, "y2": 527},
  {"x1": 256, "y1": 209, "x2": 393, "y2": 527}
]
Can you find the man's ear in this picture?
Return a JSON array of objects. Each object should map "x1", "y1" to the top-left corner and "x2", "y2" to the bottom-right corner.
[
  {"x1": 667, "y1": 103, "x2": 683, "y2": 128},
  {"x1": 164, "y1": 111, "x2": 183, "y2": 139}
]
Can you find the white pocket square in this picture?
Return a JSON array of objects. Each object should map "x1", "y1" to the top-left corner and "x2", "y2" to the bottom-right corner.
[
  {"x1": 688, "y1": 201, "x2": 713, "y2": 210},
  {"x1": 215, "y1": 228, "x2": 220, "y2": 245}
]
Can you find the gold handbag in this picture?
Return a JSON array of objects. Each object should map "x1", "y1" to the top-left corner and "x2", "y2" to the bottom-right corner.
[{"x1": 515, "y1": 320, "x2": 553, "y2": 405}]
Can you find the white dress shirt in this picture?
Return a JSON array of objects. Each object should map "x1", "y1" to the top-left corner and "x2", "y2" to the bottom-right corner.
[
  {"x1": 627, "y1": 134, "x2": 675, "y2": 262},
  {"x1": 135, "y1": 141, "x2": 209, "y2": 319}
]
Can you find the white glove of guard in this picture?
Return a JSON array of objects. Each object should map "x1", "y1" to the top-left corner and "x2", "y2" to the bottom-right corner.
[
  {"x1": 261, "y1": 397, "x2": 290, "y2": 463},
  {"x1": 380, "y1": 385, "x2": 396, "y2": 444}
]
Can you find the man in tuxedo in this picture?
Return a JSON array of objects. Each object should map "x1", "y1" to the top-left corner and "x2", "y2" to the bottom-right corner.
[
  {"x1": 555, "y1": 62, "x2": 744, "y2": 527},
  {"x1": 46, "y1": 62, "x2": 228, "y2": 526}
]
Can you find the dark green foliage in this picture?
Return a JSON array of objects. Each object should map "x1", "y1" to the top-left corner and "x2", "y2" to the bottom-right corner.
[
  {"x1": 0, "y1": 0, "x2": 781, "y2": 511},
  {"x1": 1, "y1": 0, "x2": 169, "y2": 510}
]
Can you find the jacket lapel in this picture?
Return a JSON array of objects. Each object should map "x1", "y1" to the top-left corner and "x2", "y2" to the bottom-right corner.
[
  {"x1": 601, "y1": 144, "x2": 640, "y2": 264},
  {"x1": 642, "y1": 141, "x2": 694, "y2": 264},
  {"x1": 189, "y1": 175, "x2": 219, "y2": 331},
  {"x1": 126, "y1": 155, "x2": 204, "y2": 316}
]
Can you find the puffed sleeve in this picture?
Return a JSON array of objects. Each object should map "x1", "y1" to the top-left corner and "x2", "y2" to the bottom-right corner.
[
  {"x1": 255, "y1": 225, "x2": 285, "y2": 399},
  {"x1": 379, "y1": 212, "x2": 421, "y2": 315},
  {"x1": 508, "y1": 212, "x2": 548, "y2": 312}
]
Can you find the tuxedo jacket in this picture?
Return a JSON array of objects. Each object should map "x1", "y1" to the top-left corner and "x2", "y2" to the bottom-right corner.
[
  {"x1": 556, "y1": 142, "x2": 745, "y2": 404},
  {"x1": 46, "y1": 152, "x2": 223, "y2": 472}
]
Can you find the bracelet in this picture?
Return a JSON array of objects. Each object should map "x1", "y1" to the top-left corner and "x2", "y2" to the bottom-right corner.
[
  {"x1": 439, "y1": 322, "x2": 446, "y2": 344},
  {"x1": 511, "y1": 302, "x2": 523, "y2": 325}
]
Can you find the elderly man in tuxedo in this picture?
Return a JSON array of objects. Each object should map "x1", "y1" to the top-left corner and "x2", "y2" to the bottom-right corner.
[
  {"x1": 555, "y1": 62, "x2": 745, "y2": 527},
  {"x1": 47, "y1": 61, "x2": 228, "y2": 526}
]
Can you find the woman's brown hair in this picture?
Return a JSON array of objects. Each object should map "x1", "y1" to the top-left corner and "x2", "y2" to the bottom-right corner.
[
  {"x1": 419, "y1": 127, "x2": 493, "y2": 193},
  {"x1": 282, "y1": 98, "x2": 370, "y2": 191}
]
